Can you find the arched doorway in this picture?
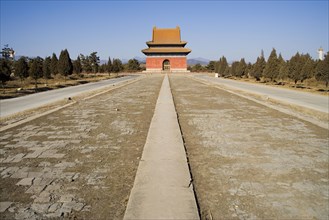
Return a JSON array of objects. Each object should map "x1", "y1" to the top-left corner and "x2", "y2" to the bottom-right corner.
[{"x1": 163, "y1": 60, "x2": 170, "y2": 71}]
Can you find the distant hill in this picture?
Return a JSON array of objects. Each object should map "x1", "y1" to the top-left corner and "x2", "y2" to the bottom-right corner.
[
  {"x1": 100, "y1": 57, "x2": 146, "y2": 64},
  {"x1": 187, "y1": 57, "x2": 210, "y2": 65}
]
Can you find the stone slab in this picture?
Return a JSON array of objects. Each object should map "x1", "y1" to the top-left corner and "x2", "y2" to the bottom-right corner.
[
  {"x1": 16, "y1": 177, "x2": 34, "y2": 186},
  {"x1": 0, "y1": 202, "x2": 13, "y2": 212}
]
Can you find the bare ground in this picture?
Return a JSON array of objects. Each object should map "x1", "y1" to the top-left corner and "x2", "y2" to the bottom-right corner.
[
  {"x1": 170, "y1": 75, "x2": 329, "y2": 219},
  {"x1": 0, "y1": 75, "x2": 163, "y2": 219}
]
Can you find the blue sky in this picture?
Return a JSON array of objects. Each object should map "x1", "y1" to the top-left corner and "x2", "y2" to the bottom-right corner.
[{"x1": 1, "y1": 0, "x2": 328, "y2": 63}]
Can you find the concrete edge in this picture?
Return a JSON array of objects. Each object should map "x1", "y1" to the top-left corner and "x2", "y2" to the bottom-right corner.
[
  {"x1": 0, "y1": 75, "x2": 144, "y2": 132},
  {"x1": 188, "y1": 76, "x2": 329, "y2": 130},
  {"x1": 167, "y1": 75, "x2": 201, "y2": 214}
]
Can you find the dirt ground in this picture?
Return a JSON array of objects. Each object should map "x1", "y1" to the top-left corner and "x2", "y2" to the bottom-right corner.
[
  {"x1": 170, "y1": 75, "x2": 328, "y2": 219},
  {"x1": 0, "y1": 73, "x2": 121, "y2": 100},
  {"x1": 203, "y1": 73, "x2": 329, "y2": 96},
  {"x1": 0, "y1": 75, "x2": 163, "y2": 219}
]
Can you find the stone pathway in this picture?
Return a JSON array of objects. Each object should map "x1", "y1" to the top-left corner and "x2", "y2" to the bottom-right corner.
[
  {"x1": 124, "y1": 75, "x2": 199, "y2": 219},
  {"x1": 170, "y1": 75, "x2": 329, "y2": 219},
  {"x1": 0, "y1": 76, "x2": 163, "y2": 219}
]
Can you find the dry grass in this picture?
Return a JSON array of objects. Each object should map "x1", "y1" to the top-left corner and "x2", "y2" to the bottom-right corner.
[
  {"x1": 204, "y1": 73, "x2": 329, "y2": 95},
  {"x1": 0, "y1": 73, "x2": 120, "y2": 99}
]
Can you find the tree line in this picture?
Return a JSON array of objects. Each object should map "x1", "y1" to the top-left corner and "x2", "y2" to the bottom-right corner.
[
  {"x1": 197, "y1": 49, "x2": 329, "y2": 87},
  {"x1": 0, "y1": 48, "x2": 142, "y2": 89}
]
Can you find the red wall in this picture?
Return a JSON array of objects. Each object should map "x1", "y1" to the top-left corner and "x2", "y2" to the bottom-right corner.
[{"x1": 146, "y1": 57, "x2": 187, "y2": 69}]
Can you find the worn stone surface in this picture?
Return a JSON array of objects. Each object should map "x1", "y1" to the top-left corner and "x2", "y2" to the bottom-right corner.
[
  {"x1": 170, "y1": 75, "x2": 329, "y2": 220},
  {"x1": 0, "y1": 202, "x2": 13, "y2": 213},
  {"x1": 16, "y1": 177, "x2": 34, "y2": 186},
  {"x1": 0, "y1": 76, "x2": 163, "y2": 220}
]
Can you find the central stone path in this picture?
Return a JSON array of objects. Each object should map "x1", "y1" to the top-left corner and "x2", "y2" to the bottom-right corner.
[{"x1": 124, "y1": 75, "x2": 199, "y2": 219}]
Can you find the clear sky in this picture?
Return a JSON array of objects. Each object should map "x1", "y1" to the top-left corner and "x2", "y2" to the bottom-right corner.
[{"x1": 1, "y1": 0, "x2": 328, "y2": 63}]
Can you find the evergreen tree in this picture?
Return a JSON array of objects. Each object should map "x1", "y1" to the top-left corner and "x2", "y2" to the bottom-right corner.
[
  {"x1": 263, "y1": 48, "x2": 279, "y2": 81},
  {"x1": 80, "y1": 54, "x2": 92, "y2": 73},
  {"x1": 223, "y1": 65, "x2": 230, "y2": 77},
  {"x1": 251, "y1": 56, "x2": 266, "y2": 81},
  {"x1": 107, "y1": 56, "x2": 112, "y2": 74},
  {"x1": 50, "y1": 53, "x2": 58, "y2": 75},
  {"x1": 43, "y1": 56, "x2": 51, "y2": 81},
  {"x1": 127, "y1": 59, "x2": 140, "y2": 72},
  {"x1": 73, "y1": 56, "x2": 82, "y2": 74},
  {"x1": 300, "y1": 55, "x2": 314, "y2": 83},
  {"x1": 191, "y1": 63, "x2": 204, "y2": 72},
  {"x1": 315, "y1": 52, "x2": 329, "y2": 87},
  {"x1": 236, "y1": 58, "x2": 247, "y2": 77},
  {"x1": 230, "y1": 61, "x2": 239, "y2": 77},
  {"x1": 278, "y1": 53, "x2": 285, "y2": 64},
  {"x1": 218, "y1": 56, "x2": 228, "y2": 75},
  {"x1": 112, "y1": 59, "x2": 123, "y2": 73},
  {"x1": 98, "y1": 64, "x2": 107, "y2": 73},
  {"x1": 245, "y1": 62, "x2": 252, "y2": 78},
  {"x1": 288, "y1": 52, "x2": 303, "y2": 84},
  {"x1": 14, "y1": 56, "x2": 29, "y2": 86},
  {"x1": 89, "y1": 52, "x2": 100, "y2": 73},
  {"x1": 215, "y1": 59, "x2": 220, "y2": 73},
  {"x1": 278, "y1": 60, "x2": 289, "y2": 82},
  {"x1": 29, "y1": 57, "x2": 43, "y2": 90},
  {"x1": 0, "y1": 58, "x2": 11, "y2": 90},
  {"x1": 206, "y1": 61, "x2": 216, "y2": 72},
  {"x1": 58, "y1": 49, "x2": 73, "y2": 81}
]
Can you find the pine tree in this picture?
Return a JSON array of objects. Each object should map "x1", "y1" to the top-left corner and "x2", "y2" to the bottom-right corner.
[
  {"x1": 15, "y1": 56, "x2": 29, "y2": 86},
  {"x1": 89, "y1": 52, "x2": 100, "y2": 74},
  {"x1": 245, "y1": 62, "x2": 252, "y2": 78},
  {"x1": 0, "y1": 58, "x2": 11, "y2": 90},
  {"x1": 107, "y1": 57, "x2": 112, "y2": 74},
  {"x1": 263, "y1": 48, "x2": 279, "y2": 81},
  {"x1": 58, "y1": 49, "x2": 73, "y2": 81},
  {"x1": 278, "y1": 53, "x2": 284, "y2": 64},
  {"x1": 43, "y1": 56, "x2": 51, "y2": 81},
  {"x1": 315, "y1": 52, "x2": 329, "y2": 87},
  {"x1": 236, "y1": 58, "x2": 247, "y2": 77},
  {"x1": 73, "y1": 56, "x2": 82, "y2": 74},
  {"x1": 29, "y1": 57, "x2": 43, "y2": 90},
  {"x1": 251, "y1": 56, "x2": 266, "y2": 81},
  {"x1": 230, "y1": 61, "x2": 239, "y2": 77},
  {"x1": 300, "y1": 55, "x2": 314, "y2": 83},
  {"x1": 206, "y1": 61, "x2": 216, "y2": 72},
  {"x1": 223, "y1": 65, "x2": 230, "y2": 76},
  {"x1": 112, "y1": 59, "x2": 123, "y2": 73},
  {"x1": 215, "y1": 59, "x2": 220, "y2": 73},
  {"x1": 218, "y1": 56, "x2": 228, "y2": 75},
  {"x1": 127, "y1": 59, "x2": 140, "y2": 72},
  {"x1": 50, "y1": 53, "x2": 58, "y2": 75},
  {"x1": 80, "y1": 54, "x2": 92, "y2": 73},
  {"x1": 288, "y1": 52, "x2": 303, "y2": 84},
  {"x1": 278, "y1": 60, "x2": 288, "y2": 82}
]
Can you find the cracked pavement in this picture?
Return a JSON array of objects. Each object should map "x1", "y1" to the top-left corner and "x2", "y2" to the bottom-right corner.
[
  {"x1": 170, "y1": 75, "x2": 328, "y2": 219},
  {"x1": 0, "y1": 75, "x2": 163, "y2": 219}
]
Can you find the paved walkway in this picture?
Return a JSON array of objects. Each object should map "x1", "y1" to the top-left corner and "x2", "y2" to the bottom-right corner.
[
  {"x1": 124, "y1": 75, "x2": 199, "y2": 219},
  {"x1": 195, "y1": 75, "x2": 329, "y2": 113},
  {"x1": 0, "y1": 75, "x2": 139, "y2": 118}
]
